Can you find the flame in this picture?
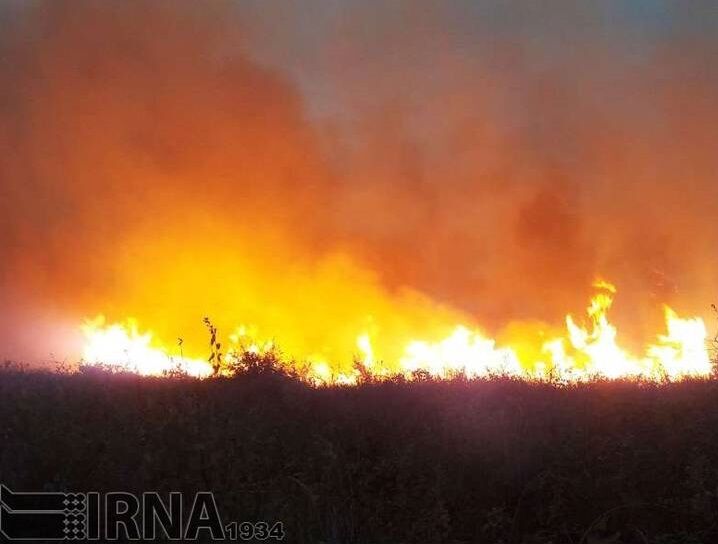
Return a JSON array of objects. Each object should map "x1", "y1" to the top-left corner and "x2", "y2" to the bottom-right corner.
[
  {"x1": 400, "y1": 326, "x2": 522, "y2": 378},
  {"x1": 356, "y1": 333, "x2": 374, "y2": 368},
  {"x1": 539, "y1": 281, "x2": 713, "y2": 381},
  {"x1": 559, "y1": 280, "x2": 646, "y2": 379},
  {"x1": 647, "y1": 307, "x2": 712, "y2": 379},
  {"x1": 81, "y1": 316, "x2": 212, "y2": 377},
  {"x1": 80, "y1": 281, "x2": 714, "y2": 383}
]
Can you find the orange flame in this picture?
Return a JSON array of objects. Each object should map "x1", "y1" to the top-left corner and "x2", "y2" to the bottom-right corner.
[
  {"x1": 81, "y1": 316, "x2": 212, "y2": 377},
  {"x1": 81, "y1": 281, "x2": 713, "y2": 383}
]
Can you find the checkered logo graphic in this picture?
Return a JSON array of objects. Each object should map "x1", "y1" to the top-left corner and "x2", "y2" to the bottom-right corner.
[{"x1": 0, "y1": 485, "x2": 88, "y2": 540}]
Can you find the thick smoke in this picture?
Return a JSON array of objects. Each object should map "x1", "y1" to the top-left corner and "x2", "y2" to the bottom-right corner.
[
  {"x1": 0, "y1": 0, "x2": 336, "y2": 359},
  {"x1": 241, "y1": 0, "x2": 718, "y2": 337},
  {"x1": 1, "y1": 0, "x2": 718, "y2": 362}
]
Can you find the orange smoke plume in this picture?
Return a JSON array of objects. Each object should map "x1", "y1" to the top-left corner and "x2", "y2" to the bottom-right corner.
[{"x1": 1, "y1": 1, "x2": 718, "y2": 380}]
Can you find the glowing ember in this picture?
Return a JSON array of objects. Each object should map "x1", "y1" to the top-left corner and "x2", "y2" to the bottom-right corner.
[{"x1": 80, "y1": 281, "x2": 714, "y2": 383}]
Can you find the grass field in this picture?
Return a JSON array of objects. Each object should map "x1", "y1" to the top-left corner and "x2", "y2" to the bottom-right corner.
[{"x1": 2, "y1": 363, "x2": 718, "y2": 543}]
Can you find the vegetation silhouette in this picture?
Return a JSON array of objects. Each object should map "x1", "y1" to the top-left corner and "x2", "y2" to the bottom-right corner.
[{"x1": 2, "y1": 354, "x2": 718, "y2": 543}]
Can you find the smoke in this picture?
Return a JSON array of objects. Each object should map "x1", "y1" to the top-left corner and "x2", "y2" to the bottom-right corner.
[
  {"x1": 1, "y1": 0, "x2": 718, "y2": 363},
  {"x1": 241, "y1": 1, "x2": 718, "y2": 332}
]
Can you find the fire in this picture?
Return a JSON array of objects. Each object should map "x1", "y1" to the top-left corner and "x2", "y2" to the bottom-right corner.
[
  {"x1": 559, "y1": 282, "x2": 646, "y2": 379},
  {"x1": 542, "y1": 281, "x2": 713, "y2": 381},
  {"x1": 400, "y1": 326, "x2": 523, "y2": 378},
  {"x1": 81, "y1": 317, "x2": 212, "y2": 378},
  {"x1": 356, "y1": 333, "x2": 374, "y2": 368},
  {"x1": 80, "y1": 281, "x2": 714, "y2": 383},
  {"x1": 647, "y1": 307, "x2": 713, "y2": 379}
]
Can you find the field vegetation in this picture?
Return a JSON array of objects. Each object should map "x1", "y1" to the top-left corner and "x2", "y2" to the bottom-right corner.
[{"x1": 2, "y1": 356, "x2": 718, "y2": 543}]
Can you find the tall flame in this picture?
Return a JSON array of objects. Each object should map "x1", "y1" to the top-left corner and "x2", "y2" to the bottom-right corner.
[{"x1": 81, "y1": 281, "x2": 713, "y2": 383}]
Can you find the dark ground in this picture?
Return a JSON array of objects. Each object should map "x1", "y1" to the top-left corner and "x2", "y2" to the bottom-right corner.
[{"x1": 1, "y1": 364, "x2": 718, "y2": 543}]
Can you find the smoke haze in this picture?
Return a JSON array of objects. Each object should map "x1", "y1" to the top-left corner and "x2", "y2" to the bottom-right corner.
[{"x1": 1, "y1": 0, "x2": 718, "y2": 365}]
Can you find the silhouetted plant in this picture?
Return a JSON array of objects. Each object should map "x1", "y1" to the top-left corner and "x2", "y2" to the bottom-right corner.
[
  {"x1": 226, "y1": 346, "x2": 284, "y2": 377},
  {"x1": 203, "y1": 316, "x2": 223, "y2": 375}
]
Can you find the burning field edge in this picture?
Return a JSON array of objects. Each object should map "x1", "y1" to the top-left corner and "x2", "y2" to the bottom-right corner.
[{"x1": 77, "y1": 281, "x2": 718, "y2": 385}]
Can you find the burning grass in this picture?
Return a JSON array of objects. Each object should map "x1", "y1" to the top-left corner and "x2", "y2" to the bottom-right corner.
[
  {"x1": 79, "y1": 281, "x2": 718, "y2": 385},
  {"x1": 2, "y1": 362, "x2": 718, "y2": 543}
]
